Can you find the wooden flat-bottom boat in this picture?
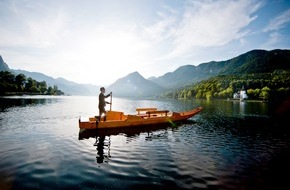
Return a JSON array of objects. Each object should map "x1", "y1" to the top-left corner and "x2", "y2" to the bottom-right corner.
[{"x1": 79, "y1": 107, "x2": 202, "y2": 130}]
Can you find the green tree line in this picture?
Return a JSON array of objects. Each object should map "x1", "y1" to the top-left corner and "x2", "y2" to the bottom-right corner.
[
  {"x1": 163, "y1": 70, "x2": 290, "y2": 102},
  {"x1": 0, "y1": 71, "x2": 64, "y2": 95}
]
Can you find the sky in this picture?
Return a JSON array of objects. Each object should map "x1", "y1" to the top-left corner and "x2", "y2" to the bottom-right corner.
[{"x1": 1, "y1": 0, "x2": 290, "y2": 86}]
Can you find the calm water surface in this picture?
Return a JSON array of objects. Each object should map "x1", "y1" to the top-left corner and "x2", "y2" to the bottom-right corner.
[{"x1": 0, "y1": 96, "x2": 289, "y2": 190}]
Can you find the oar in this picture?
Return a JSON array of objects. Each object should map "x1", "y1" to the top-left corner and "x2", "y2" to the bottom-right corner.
[{"x1": 110, "y1": 92, "x2": 112, "y2": 111}]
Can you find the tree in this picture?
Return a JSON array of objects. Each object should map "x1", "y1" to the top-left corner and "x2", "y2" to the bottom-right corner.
[
  {"x1": 38, "y1": 81, "x2": 47, "y2": 94},
  {"x1": 259, "y1": 86, "x2": 271, "y2": 101},
  {"x1": 187, "y1": 90, "x2": 192, "y2": 99},
  {"x1": 0, "y1": 71, "x2": 64, "y2": 95},
  {"x1": 47, "y1": 86, "x2": 54, "y2": 95},
  {"x1": 15, "y1": 74, "x2": 26, "y2": 92},
  {"x1": 0, "y1": 71, "x2": 17, "y2": 92},
  {"x1": 205, "y1": 91, "x2": 212, "y2": 100},
  {"x1": 0, "y1": 71, "x2": 15, "y2": 84},
  {"x1": 25, "y1": 77, "x2": 36, "y2": 92},
  {"x1": 196, "y1": 89, "x2": 203, "y2": 99}
]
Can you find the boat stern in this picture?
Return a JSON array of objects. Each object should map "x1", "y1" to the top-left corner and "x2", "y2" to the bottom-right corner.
[{"x1": 79, "y1": 117, "x2": 97, "y2": 129}]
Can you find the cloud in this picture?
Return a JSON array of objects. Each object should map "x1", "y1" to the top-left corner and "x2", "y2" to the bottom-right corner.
[
  {"x1": 262, "y1": 8, "x2": 290, "y2": 48},
  {"x1": 263, "y1": 8, "x2": 290, "y2": 32},
  {"x1": 25, "y1": 10, "x2": 69, "y2": 48},
  {"x1": 263, "y1": 32, "x2": 283, "y2": 48},
  {"x1": 0, "y1": 1, "x2": 69, "y2": 48},
  {"x1": 143, "y1": 5, "x2": 179, "y2": 44},
  {"x1": 1, "y1": 0, "x2": 289, "y2": 85},
  {"x1": 163, "y1": 0, "x2": 261, "y2": 59}
]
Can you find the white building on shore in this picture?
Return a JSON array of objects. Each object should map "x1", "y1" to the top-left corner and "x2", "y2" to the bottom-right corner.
[{"x1": 233, "y1": 86, "x2": 248, "y2": 101}]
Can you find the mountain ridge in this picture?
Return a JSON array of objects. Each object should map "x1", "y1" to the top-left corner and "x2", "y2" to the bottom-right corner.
[
  {"x1": 1, "y1": 49, "x2": 290, "y2": 96},
  {"x1": 107, "y1": 71, "x2": 165, "y2": 98},
  {"x1": 4, "y1": 68, "x2": 100, "y2": 95},
  {"x1": 0, "y1": 56, "x2": 9, "y2": 71},
  {"x1": 150, "y1": 49, "x2": 290, "y2": 89}
]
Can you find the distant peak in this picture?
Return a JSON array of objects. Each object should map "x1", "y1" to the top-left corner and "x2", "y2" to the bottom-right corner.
[
  {"x1": 126, "y1": 71, "x2": 143, "y2": 78},
  {"x1": 0, "y1": 55, "x2": 5, "y2": 63},
  {"x1": 129, "y1": 71, "x2": 140, "y2": 75},
  {"x1": 0, "y1": 55, "x2": 10, "y2": 71}
]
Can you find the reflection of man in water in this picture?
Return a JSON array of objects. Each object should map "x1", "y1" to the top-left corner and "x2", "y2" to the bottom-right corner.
[{"x1": 95, "y1": 136, "x2": 105, "y2": 163}]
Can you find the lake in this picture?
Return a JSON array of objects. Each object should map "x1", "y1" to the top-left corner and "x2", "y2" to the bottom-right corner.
[{"x1": 0, "y1": 95, "x2": 289, "y2": 190}]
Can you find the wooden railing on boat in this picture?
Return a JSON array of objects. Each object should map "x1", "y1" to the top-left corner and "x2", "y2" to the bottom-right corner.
[
  {"x1": 146, "y1": 110, "x2": 169, "y2": 117},
  {"x1": 136, "y1": 108, "x2": 169, "y2": 118},
  {"x1": 136, "y1": 108, "x2": 157, "y2": 115}
]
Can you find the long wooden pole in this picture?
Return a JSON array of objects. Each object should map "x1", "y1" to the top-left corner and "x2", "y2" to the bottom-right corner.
[{"x1": 110, "y1": 92, "x2": 112, "y2": 111}]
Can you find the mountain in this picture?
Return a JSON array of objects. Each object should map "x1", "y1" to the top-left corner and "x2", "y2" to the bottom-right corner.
[
  {"x1": 0, "y1": 56, "x2": 9, "y2": 71},
  {"x1": 107, "y1": 71, "x2": 165, "y2": 98},
  {"x1": 149, "y1": 64, "x2": 220, "y2": 89},
  {"x1": 2, "y1": 49, "x2": 289, "y2": 97},
  {"x1": 1, "y1": 56, "x2": 101, "y2": 95},
  {"x1": 150, "y1": 49, "x2": 290, "y2": 89},
  {"x1": 218, "y1": 49, "x2": 290, "y2": 74},
  {"x1": 11, "y1": 69, "x2": 100, "y2": 95},
  {"x1": 149, "y1": 60, "x2": 229, "y2": 89}
]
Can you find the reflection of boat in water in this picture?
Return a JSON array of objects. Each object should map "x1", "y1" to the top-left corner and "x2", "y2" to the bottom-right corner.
[
  {"x1": 78, "y1": 122, "x2": 180, "y2": 140},
  {"x1": 78, "y1": 120, "x2": 198, "y2": 163},
  {"x1": 78, "y1": 118, "x2": 199, "y2": 140},
  {"x1": 79, "y1": 107, "x2": 203, "y2": 130}
]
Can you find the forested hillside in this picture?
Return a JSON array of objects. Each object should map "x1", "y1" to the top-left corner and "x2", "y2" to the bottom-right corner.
[
  {"x1": 0, "y1": 71, "x2": 64, "y2": 95},
  {"x1": 159, "y1": 49, "x2": 290, "y2": 101},
  {"x1": 0, "y1": 55, "x2": 99, "y2": 95},
  {"x1": 218, "y1": 49, "x2": 290, "y2": 74},
  {"x1": 164, "y1": 70, "x2": 290, "y2": 102},
  {"x1": 152, "y1": 49, "x2": 290, "y2": 90},
  {"x1": 1, "y1": 49, "x2": 289, "y2": 97}
]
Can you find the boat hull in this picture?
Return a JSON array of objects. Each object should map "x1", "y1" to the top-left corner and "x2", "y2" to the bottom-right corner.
[{"x1": 79, "y1": 107, "x2": 202, "y2": 130}]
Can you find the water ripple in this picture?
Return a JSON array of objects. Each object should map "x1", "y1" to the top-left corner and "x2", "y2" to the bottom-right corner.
[{"x1": 1, "y1": 96, "x2": 290, "y2": 189}]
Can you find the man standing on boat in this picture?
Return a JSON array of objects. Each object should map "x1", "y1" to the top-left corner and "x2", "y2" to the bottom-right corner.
[{"x1": 98, "y1": 87, "x2": 111, "y2": 121}]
